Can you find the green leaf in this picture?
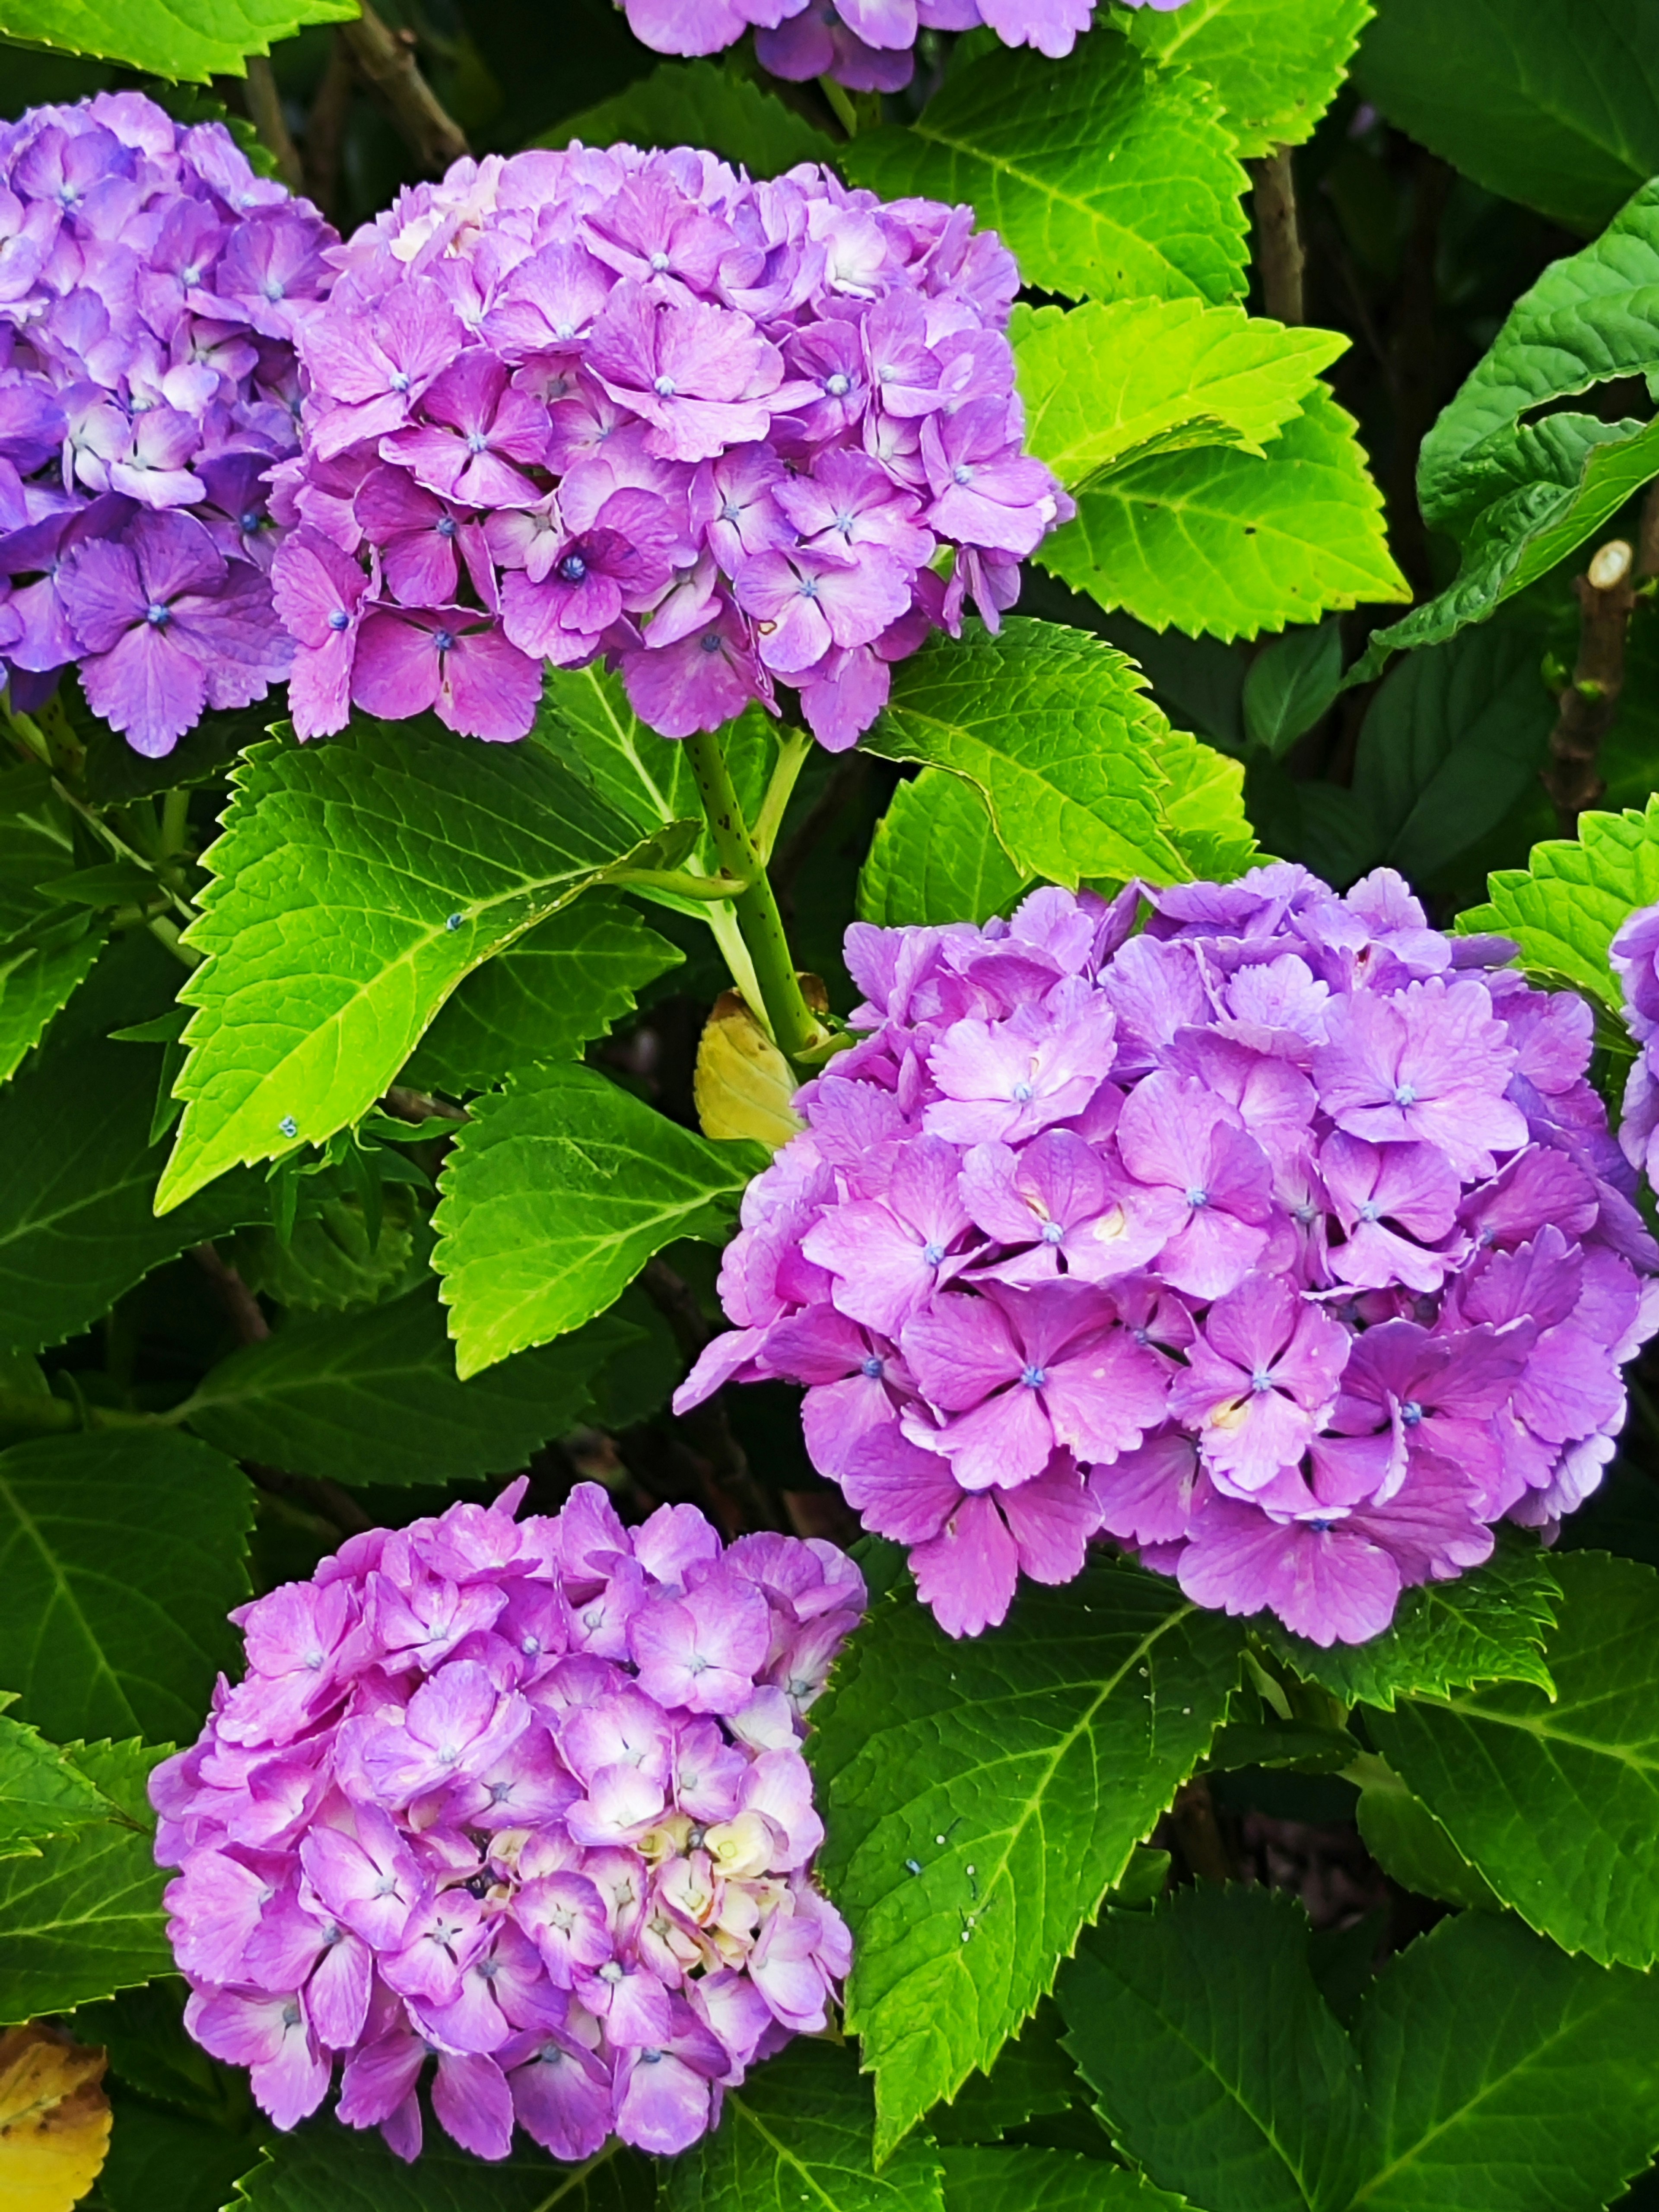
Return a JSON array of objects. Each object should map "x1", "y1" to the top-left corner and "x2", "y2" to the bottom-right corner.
[
  {"x1": 230, "y1": 2119, "x2": 657, "y2": 2212},
  {"x1": 0, "y1": 922, "x2": 103, "y2": 1087},
  {"x1": 1349, "y1": 1754, "x2": 1502, "y2": 1911},
  {"x1": 941, "y1": 2147, "x2": 1188, "y2": 2212},
  {"x1": 1355, "y1": 0, "x2": 1659, "y2": 234},
  {"x1": 433, "y1": 1063, "x2": 763, "y2": 1379},
  {"x1": 159, "y1": 716, "x2": 694, "y2": 1213},
  {"x1": 1242, "y1": 620, "x2": 1344, "y2": 755},
  {"x1": 0, "y1": 1708, "x2": 111, "y2": 1852},
  {"x1": 1119, "y1": 0, "x2": 1374, "y2": 156},
  {"x1": 0, "y1": 1738, "x2": 171, "y2": 2026},
  {"x1": 0, "y1": 0, "x2": 354, "y2": 78},
  {"x1": 1457, "y1": 795, "x2": 1659, "y2": 1010},
  {"x1": 96, "y1": 2096, "x2": 266, "y2": 2212},
  {"x1": 1059, "y1": 1884, "x2": 1364, "y2": 2212},
  {"x1": 181, "y1": 1281, "x2": 639, "y2": 1487},
  {"x1": 404, "y1": 893, "x2": 683, "y2": 1097},
  {"x1": 1013, "y1": 298, "x2": 1345, "y2": 488},
  {"x1": 1351, "y1": 1910, "x2": 1659, "y2": 2209},
  {"x1": 1370, "y1": 1551, "x2": 1659, "y2": 1967},
  {"x1": 539, "y1": 57, "x2": 838, "y2": 176},
  {"x1": 0, "y1": 983, "x2": 268, "y2": 1357},
  {"x1": 1261, "y1": 1541, "x2": 1561, "y2": 1712},
  {"x1": 861, "y1": 621, "x2": 1188, "y2": 887},
  {"x1": 857, "y1": 770, "x2": 1033, "y2": 930},
  {"x1": 809, "y1": 1554, "x2": 1243, "y2": 2156},
  {"x1": 1343, "y1": 621, "x2": 1557, "y2": 884},
  {"x1": 927, "y1": 1999, "x2": 1083, "y2": 2146},
  {"x1": 0, "y1": 760, "x2": 107, "y2": 1079},
  {"x1": 1038, "y1": 387, "x2": 1409, "y2": 642},
  {"x1": 0, "y1": 1429, "x2": 253, "y2": 1746},
  {"x1": 840, "y1": 25, "x2": 1249, "y2": 308},
  {"x1": 663, "y1": 2037, "x2": 944, "y2": 2212},
  {"x1": 1147, "y1": 720, "x2": 1260, "y2": 880},
  {"x1": 1417, "y1": 181, "x2": 1659, "y2": 534},
  {"x1": 224, "y1": 1187, "x2": 431, "y2": 1317}
]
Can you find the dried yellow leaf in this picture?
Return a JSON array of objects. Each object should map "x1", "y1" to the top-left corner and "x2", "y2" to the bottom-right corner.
[
  {"x1": 0, "y1": 2021, "x2": 111, "y2": 2212},
  {"x1": 695, "y1": 981, "x2": 826, "y2": 1150}
]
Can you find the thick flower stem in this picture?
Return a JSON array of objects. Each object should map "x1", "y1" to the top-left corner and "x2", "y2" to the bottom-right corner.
[{"x1": 683, "y1": 725, "x2": 828, "y2": 1066}]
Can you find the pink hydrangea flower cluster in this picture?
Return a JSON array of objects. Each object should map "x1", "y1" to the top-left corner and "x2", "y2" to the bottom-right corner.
[
  {"x1": 0, "y1": 92, "x2": 338, "y2": 756},
  {"x1": 623, "y1": 0, "x2": 1187, "y2": 93},
  {"x1": 1613, "y1": 903, "x2": 1659, "y2": 1191},
  {"x1": 269, "y1": 142, "x2": 1068, "y2": 750},
  {"x1": 677, "y1": 866, "x2": 1659, "y2": 1647},
  {"x1": 151, "y1": 1480, "x2": 862, "y2": 2164}
]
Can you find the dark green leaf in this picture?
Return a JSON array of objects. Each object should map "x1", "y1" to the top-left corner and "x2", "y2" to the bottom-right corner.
[
  {"x1": 940, "y1": 2145, "x2": 1186, "y2": 2212},
  {"x1": 927, "y1": 1999, "x2": 1082, "y2": 2146},
  {"x1": 224, "y1": 1188, "x2": 431, "y2": 1318},
  {"x1": 857, "y1": 771, "x2": 1033, "y2": 930},
  {"x1": 1349, "y1": 1753, "x2": 1501, "y2": 1911},
  {"x1": 1060, "y1": 1883, "x2": 1364, "y2": 2212},
  {"x1": 0, "y1": 1429, "x2": 252, "y2": 1746},
  {"x1": 97, "y1": 2094, "x2": 266, "y2": 2212},
  {"x1": 1243, "y1": 620, "x2": 1344, "y2": 755},
  {"x1": 230, "y1": 2117, "x2": 657, "y2": 2211},
  {"x1": 539, "y1": 57, "x2": 838, "y2": 176}
]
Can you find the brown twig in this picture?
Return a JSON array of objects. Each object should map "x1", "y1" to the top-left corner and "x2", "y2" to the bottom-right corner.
[
  {"x1": 1167, "y1": 1777, "x2": 1236, "y2": 1885},
  {"x1": 639, "y1": 1257, "x2": 782, "y2": 1534},
  {"x1": 192, "y1": 1242, "x2": 270, "y2": 1344},
  {"x1": 302, "y1": 32, "x2": 356, "y2": 220},
  {"x1": 242, "y1": 56, "x2": 305, "y2": 194},
  {"x1": 381, "y1": 1083, "x2": 469, "y2": 1125},
  {"x1": 1543, "y1": 529, "x2": 1646, "y2": 834},
  {"x1": 340, "y1": 2, "x2": 469, "y2": 176},
  {"x1": 1385, "y1": 148, "x2": 1454, "y2": 599},
  {"x1": 1252, "y1": 146, "x2": 1304, "y2": 327}
]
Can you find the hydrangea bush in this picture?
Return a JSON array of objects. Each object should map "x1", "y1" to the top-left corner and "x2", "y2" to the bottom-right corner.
[{"x1": 9, "y1": 10, "x2": 1659, "y2": 2212}]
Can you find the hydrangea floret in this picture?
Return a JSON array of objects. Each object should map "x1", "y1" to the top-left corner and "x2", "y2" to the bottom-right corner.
[
  {"x1": 1613, "y1": 902, "x2": 1659, "y2": 1190},
  {"x1": 152, "y1": 1480, "x2": 862, "y2": 2163},
  {"x1": 0, "y1": 92, "x2": 338, "y2": 756},
  {"x1": 623, "y1": 0, "x2": 1187, "y2": 92},
  {"x1": 270, "y1": 143, "x2": 1069, "y2": 751},
  {"x1": 676, "y1": 865, "x2": 1659, "y2": 1646}
]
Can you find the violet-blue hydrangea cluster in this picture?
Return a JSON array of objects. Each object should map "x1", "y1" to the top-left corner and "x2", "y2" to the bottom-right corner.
[
  {"x1": 1613, "y1": 903, "x2": 1659, "y2": 1193},
  {"x1": 269, "y1": 143, "x2": 1068, "y2": 750},
  {"x1": 151, "y1": 1480, "x2": 862, "y2": 2164},
  {"x1": 0, "y1": 92, "x2": 338, "y2": 757},
  {"x1": 622, "y1": 0, "x2": 1187, "y2": 92},
  {"x1": 676, "y1": 865, "x2": 1659, "y2": 1647}
]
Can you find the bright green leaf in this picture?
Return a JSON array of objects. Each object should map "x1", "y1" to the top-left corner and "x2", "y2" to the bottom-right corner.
[
  {"x1": 809, "y1": 1556, "x2": 1243, "y2": 2157},
  {"x1": 433, "y1": 1063, "x2": 763, "y2": 1379},
  {"x1": 0, "y1": 1430, "x2": 252, "y2": 1747},
  {"x1": 1370, "y1": 1551, "x2": 1659, "y2": 1967},
  {"x1": 1243, "y1": 620, "x2": 1344, "y2": 755},
  {"x1": 404, "y1": 893, "x2": 683, "y2": 1097},
  {"x1": 1457, "y1": 795, "x2": 1659, "y2": 1009},
  {"x1": 840, "y1": 25, "x2": 1249, "y2": 307},
  {"x1": 1013, "y1": 298, "x2": 1345, "y2": 488},
  {"x1": 0, "y1": 1709, "x2": 111, "y2": 1853},
  {"x1": 857, "y1": 770, "x2": 1033, "y2": 929},
  {"x1": 230, "y1": 2119, "x2": 656, "y2": 2211},
  {"x1": 940, "y1": 2145, "x2": 1186, "y2": 2212},
  {"x1": 1060, "y1": 1884, "x2": 1364, "y2": 2212},
  {"x1": 862, "y1": 621, "x2": 1188, "y2": 887},
  {"x1": 1352, "y1": 1910, "x2": 1659, "y2": 2209},
  {"x1": 0, "y1": 0, "x2": 354, "y2": 82},
  {"x1": 181, "y1": 1282, "x2": 640, "y2": 1487},
  {"x1": 159, "y1": 716, "x2": 694, "y2": 1212},
  {"x1": 538, "y1": 57, "x2": 837, "y2": 176},
  {"x1": 1038, "y1": 386, "x2": 1409, "y2": 642},
  {"x1": 1120, "y1": 0, "x2": 1374, "y2": 156},
  {"x1": 1147, "y1": 720, "x2": 1260, "y2": 880},
  {"x1": 1355, "y1": 0, "x2": 1659, "y2": 234},
  {"x1": 664, "y1": 2037, "x2": 944, "y2": 2212}
]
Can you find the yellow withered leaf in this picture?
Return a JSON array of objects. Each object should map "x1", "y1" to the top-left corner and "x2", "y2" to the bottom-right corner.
[
  {"x1": 695, "y1": 980, "x2": 827, "y2": 1150},
  {"x1": 0, "y1": 2022, "x2": 111, "y2": 2212}
]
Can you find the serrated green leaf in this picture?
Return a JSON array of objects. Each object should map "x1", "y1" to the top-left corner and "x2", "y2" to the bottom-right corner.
[
  {"x1": 809, "y1": 1555, "x2": 1243, "y2": 2157},
  {"x1": 0, "y1": 1805, "x2": 170, "y2": 2024},
  {"x1": 0, "y1": 0, "x2": 354, "y2": 81},
  {"x1": 857, "y1": 770, "x2": 1033, "y2": 930},
  {"x1": 1352, "y1": 1910, "x2": 1659, "y2": 2209},
  {"x1": 1243, "y1": 620, "x2": 1344, "y2": 755},
  {"x1": 76, "y1": 1977, "x2": 239, "y2": 2124},
  {"x1": 1039, "y1": 386, "x2": 1408, "y2": 642},
  {"x1": 181, "y1": 1281, "x2": 639, "y2": 1487},
  {"x1": 539, "y1": 57, "x2": 838, "y2": 176},
  {"x1": 96, "y1": 2094, "x2": 265, "y2": 2212},
  {"x1": 404, "y1": 893, "x2": 683, "y2": 1097},
  {"x1": 159, "y1": 716, "x2": 694, "y2": 1212},
  {"x1": 664, "y1": 2037, "x2": 944, "y2": 2212},
  {"x1": 1354, "y1": 0, "x2": 1659, "y2": 234},
  {"x1": 0, "y1": 1430, "x2": 252, "y2": 1746},
  {"x1": 229, "y1": 2118, "x2": 657, "y2": 2211},
  {"x1": 941, "y1": 2145, "x2": 1186, "y2": 2212},
  {"x1": 1060, "y1": 1884, "x2": 1364, "y2": 2212},
  {"x1": 1145, "y1": 721, "x2": 1259, "y2": 881},
  {"x1": 1261, "y1": 1542, "x2": 1561, "y2": 1711},
  {"x1": 1417, "y1": 181, "x2": 1659, "y2": 534},
  {"x1": 1014, "y1": 297, "x2": 1345, "y2": 488},
  {"x1": 1350, "y1": 1754, "x2": 1501, "y2": 1911},
  {"x1": 927, "y1": 1999, "x2": 1082, "y2": 2147},
  {"x1": 1119, "y1": 0, "x2": 1373, "y2": 156},
  {"x1": 0, "y1": 921, "x2": 104, "y2": 1086},
  {"x1": 1370, "y1": 1551, "x2": 1659, "y2": 1967},
  {"x1": 433, "y1": 1063, "x2": 763, "y2": 1379},
  {"x1": 861, "y1": 621, "x2": 1187, "y2": 887},
  {"x1": 0, "y1": 1710, "x2": 111, "y2": 1852},
  {"x1": 1457, "y1": 796, "x2": 1659, "y2": 1010},
  {"x1": 840, "y1": 25, "x2": 1249, "y2": 307},
  {"x1": 224, "y1": 1188, "x2": 430, "y2": 1317},
  {"x1": 0, "y1": 760, "x2": 107, "y2": 1079}
]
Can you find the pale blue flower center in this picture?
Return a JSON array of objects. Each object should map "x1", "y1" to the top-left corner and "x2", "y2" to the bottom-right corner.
[
  {"x1": 1041, "y1": 1220, "x2": 1065, "y2": 1243},
  {"x1": 700, "y1": 631, "x2": 724, "y2": 652},
  {"x1": 1358, "y1": 1201, "x2": 1382, "y2": 1222},
  {"x1": 145, "y1": 602, "x2": 171, "y2": 628},
  {"x1": 799, "y1": 574, "x2": 820, "y2": 600},
  {"x1": 1250, "y1": 1369, "x2": 1274, "y2": 1393},
  {"x1": 263, "y1": 277, "x2": 285, "y2": 302},
  {"x1": 1186, "y1": 1186, "x2": 1209, "y2": 1208},
  {"x1": 239, "y1": 507, "x2": 263, "y2": 533},
  {"x1": 1401, "y1": 1400, "x2": 1424, "y2": 1425},
  {"x1": 861, "y1": 1355, "x2": 885, "y2": 1379},
  {"x1": 721, "y1": 499, "x2": 744, "y2": 522},
  {"x1": 434, "y1": 628, "x2": 457, "y2": 652},
  {"x1": 1011, "y1": 1081, "x2": 1033, "y2": 1102},
  {"x1": 435, "y1": 515, "x2": 458, "y2": 539},
  {"x1": 1307, "y1": 1517, "x2": 1335, "y2": 1534},
  {"x1": 653, "y1": 374, "x2": 677, "y2": 397},
  {"x1": 559, "y1": 551, "x2": 588, "y2": 583},
  {"x1": 1393, "y1": 1083, "x2": 1417, "y2": 1107},
  {"x1": 825, "y1": 372, "x2": 851, "y2": 396},
  {"x1": 922, "y1": 1241, "x2": 946, "y2": 1266},
  {"x1": 1020, "y1": 1365, "x2": 1047, "y2": 1390},
  {"x1": 327, "y1": 607, "x2": 350, "y2": 632},
  {"x1": 952, "y1": 463, "x2": 974, "y2": 485},
  {"x1": 649, "y1": 252, "x2": 670, "y2": 272},
  {"x1": 390, "y1": 369, "x2": 411, "y2": 393},
  {"x1": 466, "y1": 429, "x2": 488, "y2": 453}
]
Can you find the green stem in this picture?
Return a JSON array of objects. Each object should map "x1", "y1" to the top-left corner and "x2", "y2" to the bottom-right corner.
[
  {"x1": 612, "y1": 865, "x2": 751, "y2": 903},
  {"x1": 820, "y1": 74, "x2": 858, "y2": 135},
  {"x1": 753, "y1": 725, "x2": 811, "y2": 864},
  {"x1": 683, "y1": 725, "x2": 826, "y2": 1064},
  {"x1": 160, "y1": 785, "x2": 192, "y2": 860}
]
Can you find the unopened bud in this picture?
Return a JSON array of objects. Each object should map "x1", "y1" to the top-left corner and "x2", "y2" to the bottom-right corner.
[{"x1": 1588, "y1": 538, "x2": 1634, "y2": 591}]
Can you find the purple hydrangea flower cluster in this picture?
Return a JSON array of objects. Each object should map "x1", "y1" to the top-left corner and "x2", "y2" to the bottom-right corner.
[
  {"x1": 1613, "y1": 903, "x2": 1659, "y2": 1191},
  {"x1": 0, "y1": 93, "x2": 337, "y2": 756},
  {"x1": 677, "y1": 866, "x2": 1659, "y2": 1647},
  {"x1": 270, "y1": 143, "x2": 1068, "y2": 750},
  {"x1": 151, "y1": 1480, "x2": 862, "y2": 2164},
  {"x1": 623, "y1": 0, "x2": 1186, "y2": 92}
]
